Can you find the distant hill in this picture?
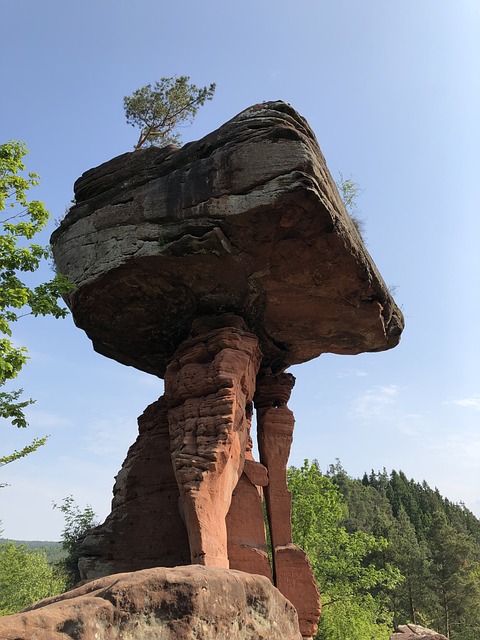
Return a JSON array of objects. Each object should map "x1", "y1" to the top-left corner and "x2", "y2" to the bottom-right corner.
[{"x1": 0, "y1": 538, "x2": 65, "y2": 564}]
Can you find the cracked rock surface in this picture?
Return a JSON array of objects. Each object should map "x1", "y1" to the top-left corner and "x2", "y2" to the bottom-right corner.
[{"x1": 52, "y1": 100, "x2": 403, "y2": 376}]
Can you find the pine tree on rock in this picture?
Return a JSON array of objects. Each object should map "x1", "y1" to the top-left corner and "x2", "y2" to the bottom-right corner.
[{"x1": 124, "y1": 76, "x2": 216, "y2": 150}]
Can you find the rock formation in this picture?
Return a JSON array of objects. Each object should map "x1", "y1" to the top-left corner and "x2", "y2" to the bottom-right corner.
[
  {"x1": 0, "y1": 567, "x2": 303, "y2": 640},
  {"x1": 165, "y1": 315, "x2": 262, "y2": 569},
  {"x1": 51, "y1": 100, "x2": 404, "y2": 638},
  {"x1": 390, "y1": 624, "x2": 448, "y2": 640},
  {"x1": 52, "y1": 101, "x2": 402, "y2": 375}
]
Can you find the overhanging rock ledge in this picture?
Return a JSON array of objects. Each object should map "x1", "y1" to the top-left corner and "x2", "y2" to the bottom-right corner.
[{"x1": 52, "y1": 100, "x2": 403, "y2": 377}]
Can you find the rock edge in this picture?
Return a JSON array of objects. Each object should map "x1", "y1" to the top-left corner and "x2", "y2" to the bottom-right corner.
[{"x1": 0, "y1": 566, "x2": 303, "y2": 640}]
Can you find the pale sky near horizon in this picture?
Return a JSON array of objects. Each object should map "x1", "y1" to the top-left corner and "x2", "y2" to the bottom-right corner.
[{"x1": 1, "y1": 0, "x2": 479, "y2": 540}]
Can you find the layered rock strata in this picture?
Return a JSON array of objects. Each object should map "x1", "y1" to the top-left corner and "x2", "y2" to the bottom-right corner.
[
  {"x1": 0, "y1": 567, "x2": 303, "y2": 640},
  {"x1": 52, "y1": 101, "x2": 403, "y2": 378}
]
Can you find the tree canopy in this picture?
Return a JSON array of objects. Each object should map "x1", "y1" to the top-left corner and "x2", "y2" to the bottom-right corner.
[
  {"x1": 330, "y1": 464, "x2": 480, "y2": 639},
  {"x1": 124, "y1": 76, "x2": 216, "y2": 150},
  {"x1": 0, "y1": 140, "x2": 72, "y2": 475},
  {"x1": 288, "y1": 460, "x2": 480, "y2": 639},
  {"x1": 289, "y1": 460, "x2": 400, "y2": 639},
  {"x1": 53, "y1": 496, "x2": 97, "y2": 587},
  {"x1": 0, "y1": 541, "x2": 66, "y2": 615}
]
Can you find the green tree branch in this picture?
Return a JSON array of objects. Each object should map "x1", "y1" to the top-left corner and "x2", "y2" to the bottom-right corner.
[{"x1": 0, "y1": 140, "x2": 74, "y2": 480}]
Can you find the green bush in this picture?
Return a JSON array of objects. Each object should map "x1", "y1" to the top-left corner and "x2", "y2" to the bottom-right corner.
[{"x1": 0, "y1": 541, "x2": 66, "y2": 615}]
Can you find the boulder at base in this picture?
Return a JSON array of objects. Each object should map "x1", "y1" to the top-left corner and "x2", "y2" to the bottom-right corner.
[
  {"x1": 0, "y1": 566, "x2": 303, "y2": 640},
  {"x1": 391, "y1": 624, "x2": 448, "y2": 640}
]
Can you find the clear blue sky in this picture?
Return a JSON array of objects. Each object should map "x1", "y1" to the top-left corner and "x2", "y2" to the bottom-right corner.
[{"x1": 1, "y1": 0, "x2": 479, "y2": 540}]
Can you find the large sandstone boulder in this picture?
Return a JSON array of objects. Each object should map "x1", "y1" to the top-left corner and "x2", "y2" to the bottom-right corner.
[
  {"x1": 52, "y1": 100, "x2": 403, "y2": 377},
  {"x1": 0, "y1": 567, "x2": 303, "y2": 640}
]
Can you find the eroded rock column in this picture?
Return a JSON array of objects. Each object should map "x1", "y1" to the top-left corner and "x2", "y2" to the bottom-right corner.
[
  {"x1": 164, "y1": 315, "x2": 262, "y2": 568},
  {"x1": 226, "y1": 457, "x2": 272, "y2": 580},
  {"x1": 256, "y1": 372, "x2": 321, "y2": 639}
]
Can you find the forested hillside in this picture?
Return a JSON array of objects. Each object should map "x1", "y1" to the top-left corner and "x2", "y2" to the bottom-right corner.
[
  {"x1": 289, "y1": 460, "x2": 480, "y2": 640},
  {"x1": 2, "y1": 464, "x2": 479, "y2": 640}
]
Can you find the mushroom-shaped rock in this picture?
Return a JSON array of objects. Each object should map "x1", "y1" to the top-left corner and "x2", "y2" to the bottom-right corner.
[
  {"x1": 52, "y1": 101, "x2": 403, "y2": 377},
  {"x1": 51, "y1": 102, "x2": 404, "y2": 639}
]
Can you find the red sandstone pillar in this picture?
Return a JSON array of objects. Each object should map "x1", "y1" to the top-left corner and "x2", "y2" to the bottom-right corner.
[
  {"x1": 255, "y1": 372, "x2": 321, "y2": 639},
  {"x1": 256, "y1": 372, "x2": 296, "y2": 550},
  {"x1": 164, "y1": 315, "x2": 262, "y2": 569},
  {"x1": 226, "y1": 459, "x2": 272, "y2": 580}
]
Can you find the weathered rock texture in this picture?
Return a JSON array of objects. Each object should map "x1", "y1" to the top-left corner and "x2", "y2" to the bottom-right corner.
[
  {"x1": 0, "y1": 567, "x2": 303, "y2": 640},
  {"x1": 52, "y1": 101, "x2": 403, "y2": 377},
  {"x1": 164, "y1": 316, "x2": 262, "y2": 568},
  {"x1": 51, "y1": 101, "x2": 405, "y2": 639},
  {"x1": 390, "y1": 624, "x2": 448, "y2": 640},
  {"x1": 226, "y1": 460, "x2": 272, "y2": 580},
  {"x1": 79, "y1": 395, "x2": 273, "y2": 581}
]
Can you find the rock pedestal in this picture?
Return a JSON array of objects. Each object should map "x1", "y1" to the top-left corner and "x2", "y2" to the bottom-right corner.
[
  {"x1": 164, "y1": 316, "x2": 262, "y2": 568},
  {"x1": 79, "y1": 321, "x2": 318, "y2": 634}
]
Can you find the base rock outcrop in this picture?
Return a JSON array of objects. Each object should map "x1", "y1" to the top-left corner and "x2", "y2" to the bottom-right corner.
[{"x1": 0, "y1": 566, "x2": 303, "y2": 640}]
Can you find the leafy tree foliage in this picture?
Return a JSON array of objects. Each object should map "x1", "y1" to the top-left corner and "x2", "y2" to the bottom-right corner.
[
  {"x1": 124, "y1": 76, "x2": 216, "y2": 150},
  {"x1": 288, "y1": 460, "x2": 400, "y2": 639},
  {"x1": 336, "y1": 173, "x2": 362, "y2": 215},
  {"x1": 0, "y1": 497, "x2": 96, "y2": 614},
  {"x1": 53, "y1": 496, "x2": 97, "y2": 587},
  {"x1": 339, "y1": 466, "x2": 480, "y2": 639},
  {"x1": 0, "y1": 541, "x2": 66, "y2": 615},
  {"x1": 317, "y1": 596, "x2": 392, "y2": 640},
  {"x1": 292, "y1": 460, "x2": 480, "y2": 638},
  {"x1": 428, "y1": 512, "x2": 480, "y2": 639},
  {"x1": 0, "y1": 141, "x2": 72, "y2": 476}
]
